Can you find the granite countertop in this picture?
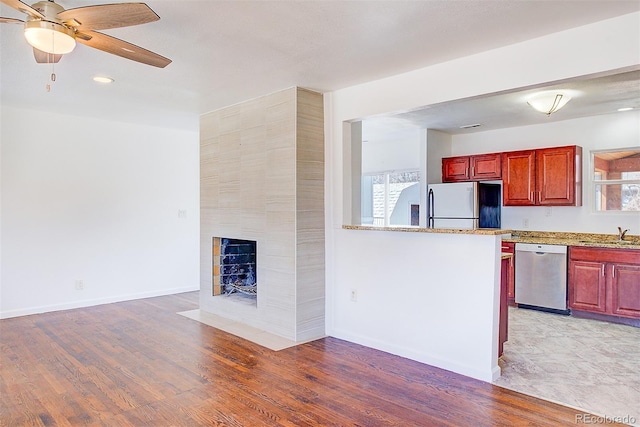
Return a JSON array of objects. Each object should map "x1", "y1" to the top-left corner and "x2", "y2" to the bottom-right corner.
[
  {"x1": 342, "y1": 226, "x2": 640, "y2": 249},
  {"x1": 503, "y1": 230, "x2": 640, "y2": 250},
  {"x1": 342, "y1": 225, "x2": 509, "y2": 236}
]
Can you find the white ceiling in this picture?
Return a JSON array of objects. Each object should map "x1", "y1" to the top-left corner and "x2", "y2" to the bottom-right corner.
[
  {"x1": 1, "y1": 0, "x2": 639, "y2": 132},
  {"x1": 361, "y1": 68, "x2": 640, "y2": 142}
]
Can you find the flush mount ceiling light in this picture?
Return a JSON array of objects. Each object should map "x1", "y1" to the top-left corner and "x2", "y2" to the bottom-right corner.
[
  {"x1": 93, "y1": 76, "x2": 114, "y2": 84},
  {"x1": 527, "y1": 91, "x2": 572, "y2": 116},
  {"x1": 24, "y1": 20, "x2": 76, "y2": 55}
]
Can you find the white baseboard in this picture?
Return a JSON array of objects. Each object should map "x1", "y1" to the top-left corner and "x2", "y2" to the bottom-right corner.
[
  {"x1": 328, "y1": 327, "x2": 498, "y2": 384},
  {"x1": 0, "y1": 286, "x2": 199, "y2": 319}
]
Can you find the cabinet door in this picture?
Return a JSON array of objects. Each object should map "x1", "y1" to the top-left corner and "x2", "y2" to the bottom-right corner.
[
  {"x1": 499, "y1": 257, "x2": 509, "y2": 357},
  {"x1": 501, "y1": 242, "x2": 516, "y2": 305},
  {"x1": 569, "y1": 260, "x2": 607, "y2": 313},
  {"x1": 502, "y1": 150, "x2": 535, "y2": 206},
  {"x1": 470, "y1": 153, "x2": 501, "y2": 180},
  {"x1": 611, "y1": 263, "x2": 640, "y2": 318},
  {"x1": 442, "y1": 157, "x2": 470, "y2": 182},
  {"x1": 536, "y1": 146, "x2": 581, "y2": 206}
]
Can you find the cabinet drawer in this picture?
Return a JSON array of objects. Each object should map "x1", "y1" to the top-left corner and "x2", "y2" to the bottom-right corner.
[{"x1": 570, "y1": 247, "x2": 640, "y2": 264}]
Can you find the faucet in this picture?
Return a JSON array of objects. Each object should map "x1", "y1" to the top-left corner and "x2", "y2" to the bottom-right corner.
[{"x1": 618, "y1": 227, "x2": 629, "y2": 241}]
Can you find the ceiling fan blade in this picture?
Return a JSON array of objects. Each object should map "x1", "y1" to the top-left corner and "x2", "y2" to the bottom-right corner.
[
  {"x1": 57, "y1": 3, "x2": 159, "y2": 31},
  {"x1": 33, "y1": 47, "x2": 62, "y2": 63},
  {"x1": 0, "y1": 0, "x2": 45, "y2": 19},
  {"x1": 76, "y1": 30, "x2": 171, "y2": 68},
  {"x1": 0, "y1": 16, "x2": 24, "y2": 23}
]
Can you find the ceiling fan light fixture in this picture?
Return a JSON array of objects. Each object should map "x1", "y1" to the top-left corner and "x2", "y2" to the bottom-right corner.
[
  {"x1": 24, "y1": 20, "x2": 76, "y2": 55},
  {"x1": 527, "y1": 91, "x2": 572, "y2": 116}
]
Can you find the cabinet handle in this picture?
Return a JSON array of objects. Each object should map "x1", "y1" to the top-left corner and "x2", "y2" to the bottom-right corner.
[
  {"x1": 471, "y1": 166, "x2": 475, "y2": 176},
  {"x1": 530, "y1": 191, "x2": 535, "y2": 203},
  {"x1": 602, "y1": 264, "x2": 605, "y2": 276},
  {"x1": 612, "y1": 265, "x2": 615, "y2": 278},
  {"x1": 465, "y1": 167, "x2": 469, "y2": 176}
]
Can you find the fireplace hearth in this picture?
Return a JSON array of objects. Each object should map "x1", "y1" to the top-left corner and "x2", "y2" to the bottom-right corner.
[{"x1": 213, "y1": 237, "x2": 257, "y2": 299}]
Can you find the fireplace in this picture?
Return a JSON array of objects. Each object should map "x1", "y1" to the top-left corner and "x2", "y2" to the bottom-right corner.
[
  {"x1": 213, "y1": 237, "x2": 257, "y2": 299},
  {"x1": 200, "y1": 87, "x2": 325, "y2": 341}
]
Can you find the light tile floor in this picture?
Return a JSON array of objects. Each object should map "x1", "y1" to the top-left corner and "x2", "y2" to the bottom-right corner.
[{"x1": 494, "y1": 307, "x2": 640, "y2": 426}]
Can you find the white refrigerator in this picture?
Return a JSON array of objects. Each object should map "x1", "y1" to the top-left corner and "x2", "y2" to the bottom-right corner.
[{"x1": 427, "y1": 182, "x2": 501, "y2": 229}]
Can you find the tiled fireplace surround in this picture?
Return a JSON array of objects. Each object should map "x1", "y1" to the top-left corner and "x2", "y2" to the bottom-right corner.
[{"x1": 199, "y1": 87, "x2": 325, "y2": 342}]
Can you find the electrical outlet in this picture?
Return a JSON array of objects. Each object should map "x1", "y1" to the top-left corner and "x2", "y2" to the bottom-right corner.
[
  {"x1": 178, "y1": 209, "x2": 187, "y2": 219},
  {"x1": 75, "y1": 280, "x2": 84, "y2": 290},
  {"x1": 522, "y1": 218, "x2": 529, "y2": 228},
  {"x1": 545, "y1": 207, "x2": 552, "y2": 217},
  {"x1": 350, "y1": 289, "x2": 357, "y2": 302}
]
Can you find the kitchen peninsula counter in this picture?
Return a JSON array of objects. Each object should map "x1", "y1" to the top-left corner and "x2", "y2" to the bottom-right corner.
[
  {"x1": 342, "y1": 226, "x2": 640, "y2": 249},
  {"x1": 337, "y1": 224, "x2": 506, "y2": 381}
]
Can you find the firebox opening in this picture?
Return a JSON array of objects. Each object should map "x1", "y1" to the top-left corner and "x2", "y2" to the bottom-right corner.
[{"x1": 213, "y1": 237, "x2": 257, "y2": 302}]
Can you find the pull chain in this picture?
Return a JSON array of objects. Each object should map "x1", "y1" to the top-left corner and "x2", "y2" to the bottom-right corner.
[
  {"x1": 46, "y1": 60, "x2": 56, "y2": 92},
  {"x1": 46, "y1": 32, "x2": 56, "y2": 92}
]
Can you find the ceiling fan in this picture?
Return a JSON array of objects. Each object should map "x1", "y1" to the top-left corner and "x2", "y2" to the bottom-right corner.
[{"x1": 0, "y1": 0, "x2": 171, "y2": 67}]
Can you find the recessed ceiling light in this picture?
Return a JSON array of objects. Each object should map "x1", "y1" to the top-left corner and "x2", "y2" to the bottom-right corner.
[
  {"x1": 460, "y1": 123, "x2": 481, "y2": 129},
  {"x1": 93, "y1": 76, "x2": 114, "y2": 84},
  {"x1": 617, "y1": 107, "x2": 634, "y2": 112}
]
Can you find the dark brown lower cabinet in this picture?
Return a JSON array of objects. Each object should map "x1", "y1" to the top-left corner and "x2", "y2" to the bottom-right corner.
[
  {"x1": 499, "y1": 256, "x2": 510, "y2": 357},
  {"x1": 501, "y1": 242, "x2": 516, "y2": 306},
  {"x1": 569, "y1": 247, "x2": 640, "y2": 324},
  {"x1": 611, "y1": 263, "x2": 640, "y2": 317}
]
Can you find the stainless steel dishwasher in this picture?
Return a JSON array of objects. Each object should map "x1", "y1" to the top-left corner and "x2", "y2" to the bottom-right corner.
[{"x1": 515, "y1": 243, "x2": 569, "y2": 314}]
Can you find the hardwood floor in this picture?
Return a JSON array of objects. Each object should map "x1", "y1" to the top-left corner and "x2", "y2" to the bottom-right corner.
[{"x1": 1, "y1": 292, "x2": 622, "y2": 426}]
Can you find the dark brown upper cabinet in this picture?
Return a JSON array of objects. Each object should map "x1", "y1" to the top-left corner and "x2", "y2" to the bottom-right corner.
[{"x1": 502, "y1": 145, "x2": 582, "y2": 206}]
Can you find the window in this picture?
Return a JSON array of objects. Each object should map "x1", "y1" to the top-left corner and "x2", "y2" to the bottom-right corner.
[
  {"x1": 362, "y1": 170, "x2": 420, "y2": 226},
  {"x1": 592, "y1": 148, "x2": 640, "y2": 212}
]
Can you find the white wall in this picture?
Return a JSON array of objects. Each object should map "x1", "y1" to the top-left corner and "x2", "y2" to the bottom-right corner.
[
  {"x1": 362, "y1": 131, "x2": 421, "y2": 174},
  {"x1": 332, "y1": 230, "x2": 503, "y2": 381},
  {"x1": 1, "y1": 107, "x2": 200, "y2": 318},
  {"x1": 451, "y1": 111, "x2": 640, "y2": 234},
  {"x1": 325, "y1": 12, "x2": 640, "y2": 382}
]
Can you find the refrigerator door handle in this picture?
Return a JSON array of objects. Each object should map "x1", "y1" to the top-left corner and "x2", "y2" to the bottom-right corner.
[{"x1": 472, "y1": 181, "x2": 480, "y2": 219}]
